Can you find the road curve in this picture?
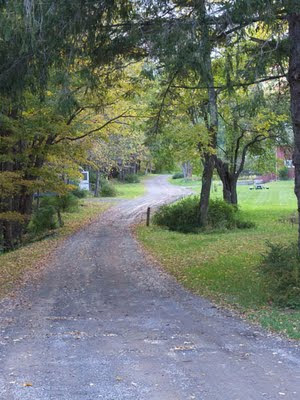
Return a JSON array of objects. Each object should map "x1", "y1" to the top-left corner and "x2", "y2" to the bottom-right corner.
[{"x1": 0, "y1": 175, "x2": 299, "y2": 400}]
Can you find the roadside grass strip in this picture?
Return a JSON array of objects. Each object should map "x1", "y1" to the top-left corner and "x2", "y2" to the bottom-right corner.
[
  {"x1": 137, "y1": 180, "x2": 300, "y2": 339},
  {"x1": 0, "y1": 200, "x2": 110, "y2": 298}
]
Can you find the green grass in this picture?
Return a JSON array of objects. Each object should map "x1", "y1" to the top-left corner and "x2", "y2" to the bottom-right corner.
[
  {"x1": 136, "y1": 180, "x2": 300, "y2": 339},
  {"x1": 170, "y1": 176, "x2": 202, "y2": 187},
  {"x1": 114, "y1": 181, "x2": 146, "y2": 199},
  {"x1": 113, "y1": 175, "x2": 152, "y2": 199},
  {"x1": 172, "y1": 179, "x2": 296, "y2": 210}
]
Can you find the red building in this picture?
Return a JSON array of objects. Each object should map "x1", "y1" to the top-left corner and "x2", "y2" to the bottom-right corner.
[{"x1": 276, "y1": 147, "x2": 295, "y2": 179}]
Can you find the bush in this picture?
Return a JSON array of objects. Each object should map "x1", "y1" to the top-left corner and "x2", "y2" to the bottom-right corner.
[
  {"x1": 100, "y1": 182, "x2": 117, "y2": 197},
  {"x1": 172, "y1": 172, "x2": 184, "y2": 179},
  {"x1": 124, "y1": 174, "x2": 140, "y2": 183},
  {"x1": 207, "y1": 199, "x2": 237, "y2": 229},
  {"x1": 28, "y1": 205, "x2": 58, "y2": 235},
  {"x1": 55, "y1": 193, "x2": 79, "y2": 212},
  {"x1": 40, "y1": 193, "x2": 79, "y2": 213},
  {"x1": 278, "y1": 166, "x2": 289, "y2": 180},
  {"x1": 260, "y1": 242, "x2": 300, "y2": 309},
  {"x1": 235, "y1": 219, "x2": 256, "y2": 229},
  {"x1": 153, "y1": 196, "x2": 255, "y2": 233},
  {"x1": 153, "y1": 195, "x2": 199, "y2": 233},
  {"x1": 72, "y1": 187, "x2": 88, "y2": 198},
  {"x1": 28, "y1": 193, "x2": 80, "y2": 236}
]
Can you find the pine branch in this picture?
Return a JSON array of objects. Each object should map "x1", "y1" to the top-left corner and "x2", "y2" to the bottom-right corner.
[{"x1": 171, "y1": 74, "x2": 287, "y2": 91}]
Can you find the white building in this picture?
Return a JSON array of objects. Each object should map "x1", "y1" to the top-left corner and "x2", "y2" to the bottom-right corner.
[{"x1": 79, "y1": 170, "x2": 90, "y2": 191}]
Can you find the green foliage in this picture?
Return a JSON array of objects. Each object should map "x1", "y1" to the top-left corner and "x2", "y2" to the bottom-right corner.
[
  {"x1": 28, "y1": 205, "x2": 58, "y2": 235},
  {"x1": 236, "y1": 219, "x2": 256, "y2": 229},
  {"x1": 279, "y1": 166, "x2": 289, "y2": 180},
  {"x1": 28, "y1": 192, "x2": 80, "y2": 236},
  {"x1": 100, "y1": 182, "x2": 117, "y2": 197},
  {"x1": 55, "y1": 194, "x2": 79, "y2": 212},
  {"x1": 153, "y1": 196, "x2": 254, "y2": 233},
  {"x1": 172, "y1": 172, "x2": 184, "y2": 179},
  {"x1": 153, "y1": 196, "x2": 200, "y2": 233},
  {"x1": 0, "y1": 1, "x2": 141, "y2": 251},
  {"x1": 207, "y1": 199, "x2": 236, "y2": 229},
  {"x1": 124, "y1": 174, "x2": 140, "y2": 183},
  {"x1": 260, "y1": 242, "x2": 300, "y2": 309},
  {"x1": 72, "y1": 188, "x2": 88, "y2": 199},
  {"x1": 40, "y1": 194, "x2": 79, "y2": 213}
]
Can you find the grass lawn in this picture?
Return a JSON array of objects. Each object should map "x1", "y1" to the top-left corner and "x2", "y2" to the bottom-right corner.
[
  {"x1": 112, "y1": 175, "x2": 152, "y2": 199},
  {"x1": 114, "y1": 181, "x2": 146, "y2": 199},
  {"x1": 169, "y1": 176, "x2": 202, "y2": 188},
  {"x1": 136, "y1": 180, "x2": 300, "y2": 339},
  {"x1": 0, "y1": 200, "x2": 110, "y2": 299}
]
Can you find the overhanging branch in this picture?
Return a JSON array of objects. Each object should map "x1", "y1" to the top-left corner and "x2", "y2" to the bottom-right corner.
[
  {"x1": 171, "y1": 74, "x2": 287, "y2": 92},
  {"x1": 54, "y1": 112, "x2": 136, "y2": 144}
]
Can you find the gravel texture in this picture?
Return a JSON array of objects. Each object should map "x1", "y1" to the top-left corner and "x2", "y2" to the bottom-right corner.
[{"x1": 0, "y1": 175, "x2": 299, "y2": 400}]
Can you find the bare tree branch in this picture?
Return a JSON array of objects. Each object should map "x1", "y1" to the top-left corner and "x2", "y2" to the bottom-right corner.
[
  {"x1": 54, "y1": 112, "x2": 136, "y2": 144},
  {"x1": 154, "y1": 70, "x2": 178, "y2": 134}
]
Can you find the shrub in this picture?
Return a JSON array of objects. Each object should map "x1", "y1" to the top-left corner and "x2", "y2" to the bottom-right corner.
[
  {"x1": 260, "y1": 242, "x2": 300, "y2": 309},
  {"x1": 235, "y1": 219, "x2": 256, "y2": 229},
  {"x1": 172, "y1": 172, "x2": 184, "y2": 179},
  {"x1": 153, "y1": 195, "x2": 199, "y2": 233},
  {"x1": 28, "y1": 205, "x2": 58, "y2": 235},
  {"x1": 55, "y1": 193, "x2": 79, "y2": 212},
  {"x1": 40, "y1": 193, "x2": 79, "y2": 213},
  {"x1": 28, "y1": 193, "x2": 80, "y2": 236},
  {"x1": 72, "y1": 187, "x2": 88, "y2": 198},
  {"x1": 100, "y1": 182, "x2": 117, "y2": 197},
  {"x1": 124, "y1": 174, "x2": 140, "y2": 183},
  {"x1": 278, "y1": 166, "x2": 289, "y2": 180},
  {"x1": 153, "y1": 196, "x2": 255, "y2": 233},
  {"x1": 207, "y1": 199, "x2": 236, "y2": 229}
]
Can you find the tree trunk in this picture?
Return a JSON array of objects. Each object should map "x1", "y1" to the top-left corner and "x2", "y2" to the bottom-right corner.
[
  {"x1": 2, "y1": 221, "x2": 14, "y2": 251},
  {"x1": 57, "y1": 209, "x2": 63, "y2": 227},
  {"x1": 94, "y1": 170, "x2": 101, "y2": 197},
  {"x1": 288, "y1": 13, "x2": 300, "y2": 250},
  {"x1": 199, "y1": 153, "x2": 215, "y2": 226},
  {"x1": 182, "y1": 162, "x2": 187, "y2": 179},
  {"x1": 1, "y1": 194, "x2": 17, "y2": 251},
  {"x1": 215, "y1": 157, "x2": 238, "y2": 205},
  {"x1": 182, "y1": 161, "x2": 193, "y2": 179},
  {"x1": 187, "y1": 161, "x2": 192, "y2": 178},
  {"x1": 199, "y1": 83, "x2": 218, "y2": 225},
  {"x1": 197, "y1": 0, "x2": 218, "y2": 226},
  {"x1": 231, "y1": 179, "x2": 238, "y2": 205}
]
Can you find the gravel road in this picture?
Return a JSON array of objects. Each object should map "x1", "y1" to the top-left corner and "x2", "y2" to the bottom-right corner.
[{"x1": 0, "y1": 175, "x2": 299, "y2": 400}]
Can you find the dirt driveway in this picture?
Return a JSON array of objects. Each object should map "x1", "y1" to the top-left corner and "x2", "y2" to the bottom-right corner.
[{"x1": 0, "y1": 175, "x2": 299, "y2": 399}]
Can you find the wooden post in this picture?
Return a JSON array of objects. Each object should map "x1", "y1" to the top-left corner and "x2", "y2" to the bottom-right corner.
[{"x1": 146, "y1": 207, "x2": 151, "y2": 226}]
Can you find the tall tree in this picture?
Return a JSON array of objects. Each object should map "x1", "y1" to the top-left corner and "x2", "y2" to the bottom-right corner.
[
  {"x1": 288, "y1": 11, "x2": 300, "y2": 249},
  {"x1": 215, "y1": 88, "x2": 290, "y2": 204},
  {"x1": 0, "y1": 0, "x2": 137, "y2": 250}
]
